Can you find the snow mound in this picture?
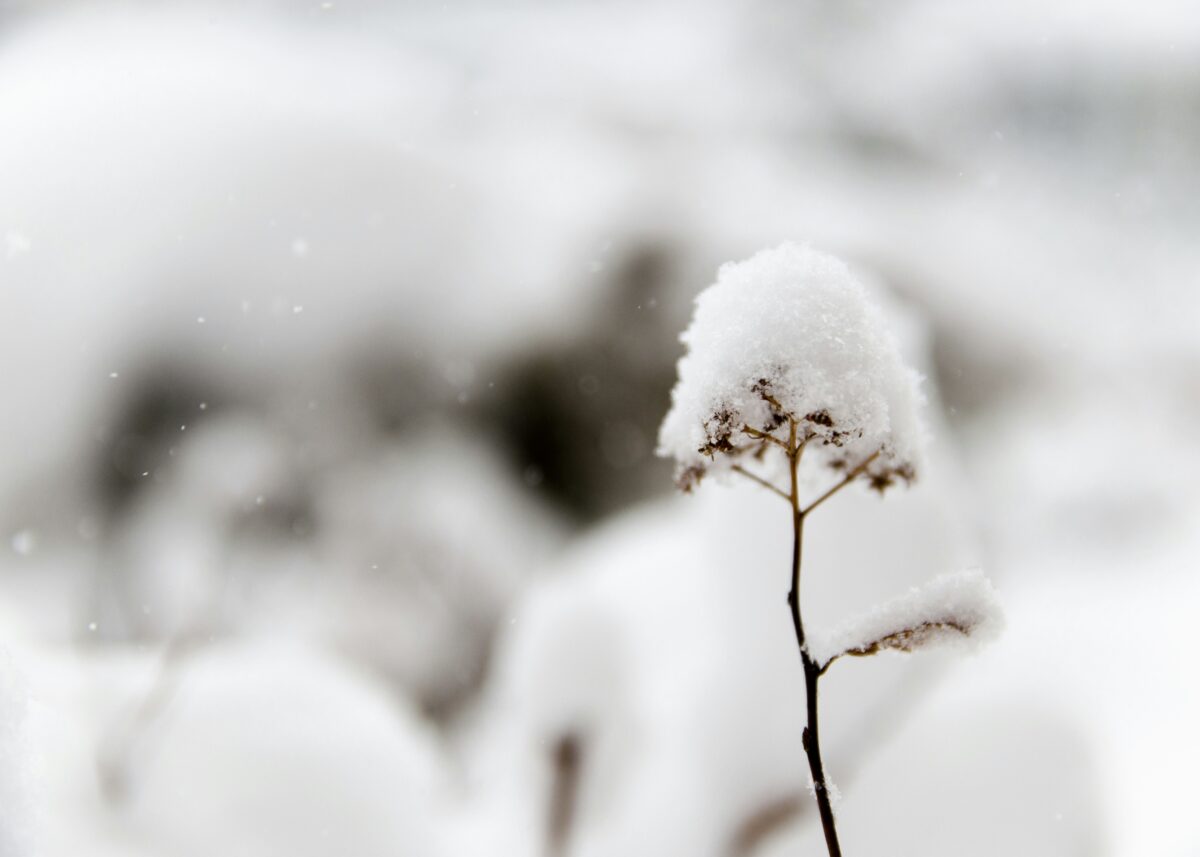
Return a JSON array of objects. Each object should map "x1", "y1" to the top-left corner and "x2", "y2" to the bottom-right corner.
[
  {"x1": 657, "y1": 243, "x2": 925, "y2": 489},
  {"x1": 0, "y1": 648, "x2": 30, "y2": 857}
]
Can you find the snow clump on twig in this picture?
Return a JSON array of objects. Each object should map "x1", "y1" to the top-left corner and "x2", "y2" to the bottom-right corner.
[
  {"x1": 657, "y1": 242, "x2": 925, "y2": 492},
  {"x1": 805, "y1": 569, "x2": 1004, "y2": 668}
]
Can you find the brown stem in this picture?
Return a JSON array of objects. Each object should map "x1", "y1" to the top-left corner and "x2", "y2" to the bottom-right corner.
[
  {"x1": 785, "y1": 421, "x2": 843, "y2": 857},
  {"x1": 741, "y1": 425, "x2": 789, "y2": 450}
]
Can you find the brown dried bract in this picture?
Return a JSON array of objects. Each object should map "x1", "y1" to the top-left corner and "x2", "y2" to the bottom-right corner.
[
  {"x1": 698, "y1": 407, "x2": 737, "y2": 457},
  {"x1": 803, "y1": 409, "x2": 834, "y2": 428},
  {"x1": 752, "y1": 377, "x2": 788, "y2": 429},
  {"x1": 675, "y1": 463, "x2": 706, "y2": 493},
  {"x1": 842, "y1": 618, "x2": 972, "y2": 660}
]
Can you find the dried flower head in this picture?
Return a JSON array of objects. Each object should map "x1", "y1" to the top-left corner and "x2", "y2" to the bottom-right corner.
[{"x1": 657, "y1": 243, "x2": 925, "y2": 491}]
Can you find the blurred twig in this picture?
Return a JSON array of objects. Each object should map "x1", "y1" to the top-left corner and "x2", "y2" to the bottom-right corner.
[{"x1": 546, "y1": 731, "x2": 585, "y2": 857}]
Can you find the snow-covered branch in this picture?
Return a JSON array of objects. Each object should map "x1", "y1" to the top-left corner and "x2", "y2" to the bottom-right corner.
[{"x1": 808, "y1": 570, "x2": 1004, "y2": 670}]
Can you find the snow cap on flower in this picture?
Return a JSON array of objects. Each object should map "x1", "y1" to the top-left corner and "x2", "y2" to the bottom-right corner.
[{"x1": 657, "y1": 243, "x2": 925, "y2": 490}]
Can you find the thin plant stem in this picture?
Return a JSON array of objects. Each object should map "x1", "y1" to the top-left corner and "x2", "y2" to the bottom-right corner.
[
  {"x1": 785, "y1": 419, "x2": 843, "y2": 857},
  {"x1": 730, "y1": 464, "x2": 790, "y2": 502},
  {"x1": 741, "y1": 425, "x2": 789, "y2": 451}
]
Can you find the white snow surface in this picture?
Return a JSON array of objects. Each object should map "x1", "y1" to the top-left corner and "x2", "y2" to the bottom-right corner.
[
  {"x1": 657, "y1": 243, "x2": 925, "y2": 483},
  {"x1": 806, "y1": 569, "x2": 1003, "y2": 667},
  {"x1": 0, "y1": 648, "x2": 30, "y2": 857}
]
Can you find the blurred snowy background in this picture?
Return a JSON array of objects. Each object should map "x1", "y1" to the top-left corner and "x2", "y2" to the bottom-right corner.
[{"x1": 1, "y1": 1, "x2": 1198, "y2": 855}]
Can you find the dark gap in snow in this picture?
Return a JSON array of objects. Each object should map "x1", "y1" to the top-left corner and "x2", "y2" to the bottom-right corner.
[
  {"x1": 92, "y1": 363, "x2": 226, "y2": 520},
  {"x1": 484, "y1": 243, "x2": 681, "y2": 523}
]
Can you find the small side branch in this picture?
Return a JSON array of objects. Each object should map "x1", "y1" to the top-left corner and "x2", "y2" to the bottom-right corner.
[
  {"x1": 802, "y1": 449, "x2": 882, "y2": 516},
  {"x1": 819, "y1": 618, "x2": 975, "y2": 676},
  {"x1": 741, "y1": 425, "x2": 789, "y2": 451},
  {"x1": 731, "y1": 465, "x2": 790, "y2": 501}
]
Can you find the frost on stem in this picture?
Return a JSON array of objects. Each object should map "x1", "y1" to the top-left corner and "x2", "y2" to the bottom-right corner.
[
  {"x1": 657, "y1": 243, "x2": 925, "y2": 492},
  {"x1": 807, "y1": 773, "x2": 842, "y2": 806},
  {"x1": 806, "y1": 570, "x2": 1004, "y2": 669}
]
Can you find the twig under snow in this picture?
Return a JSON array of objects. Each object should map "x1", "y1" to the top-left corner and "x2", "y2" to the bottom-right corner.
[{"x1": 808, "y1": 569, "x2": 1004, "y2": 671}]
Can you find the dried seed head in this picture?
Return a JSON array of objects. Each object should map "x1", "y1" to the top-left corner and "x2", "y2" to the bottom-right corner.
[{"x1": 658, "y1": 243, "x2": 926, "y2": 490}]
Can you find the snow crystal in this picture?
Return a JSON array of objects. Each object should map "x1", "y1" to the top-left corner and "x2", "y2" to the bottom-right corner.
[
  {"x1": 805, "y1": 569, "x2": 1003, "y2": 667},
  {"x1": 657, "y1": 243, "x2": 925, "y2": 488}
]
